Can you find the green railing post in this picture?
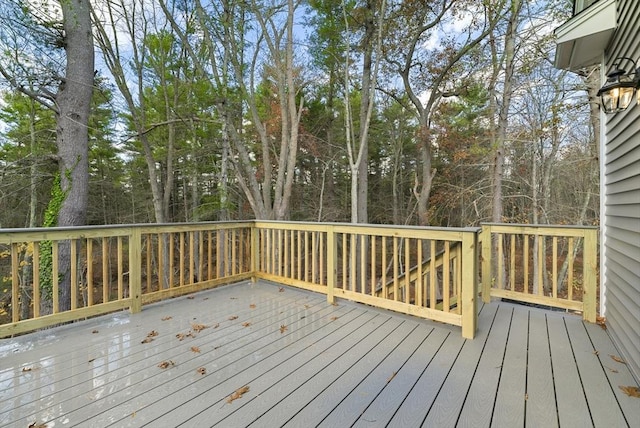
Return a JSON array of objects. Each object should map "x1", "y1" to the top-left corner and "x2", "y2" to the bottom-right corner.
[
  {"x1": 582, "y1": 228, "x2": 598, "y2": 322},
  {"x1": 326, "y1": 226, "x2": 336, "y2": 305},
  {"x1": 461, "y1": 231, "x2": 478, "y2": 339},
  {"x1": 129, "y1": 227, "x2": 142, "y2": 313}
]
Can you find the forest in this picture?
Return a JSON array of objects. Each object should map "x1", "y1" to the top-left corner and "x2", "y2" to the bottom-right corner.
[{"x1": 0, "y1": 0, "x2": 599, "y2": 230}]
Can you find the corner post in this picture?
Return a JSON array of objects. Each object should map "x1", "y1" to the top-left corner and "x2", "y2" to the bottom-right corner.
[
  {"x1": 250, "y1": 223, "x2": 259, "y2": 283},
  {"x1": 326, "y1": 225, "x2": 337, "y2": 305},
  {"x1": 582, "y1": 228, "x2": 597, "y2": 322},
  {"x1": 461, "y1": 230, "x2": 478, "y2": 339},
  {"x1": 129, "y1": 227, "x2": 142, "y2": 314},
  {"x1": 480, "y1": 224, "x2": 492, "y2": 303}
]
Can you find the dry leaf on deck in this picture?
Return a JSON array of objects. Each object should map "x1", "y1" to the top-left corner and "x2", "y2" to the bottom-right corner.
[
  {"x1": 191, "y1": 323, "x2": 208, "y2": 332},
  {"x1": 228, "y1": 315, "x2": 238, "y2": 321},
  {"x1": 242, "y1": 322, "x2": 251, "y2": 327},
  {"x1": 226, "y1": 385, "x2": 250, "y2": 403},
  {"x1": 187, "y1": 296, "x2": 195, "y2": 300},
  {"x1": 147, "y1": 330, "x2": 159, "y2": 337},
  {"x1": 279, "y1": 287, "x2": 284, "y2": 292},
  {"x1": 250, "y1": 304, "x2": 256, "y2": 309},
  {"x1": 280, "y1": 325, "x2": 288, "y2": 333},
  {"x1": 619, "y1": 385, "x2": 640, "y2": 398},
  {"x1": 330, "y1": 316, "x2": 338, "y2": 321},
  {"x1": 92, "y1": 330, "x2": 99, "y2": 334},
  {"x1": 28, "y1": 422, "x2": 48, "y2": 428},
  {"x1": 596, "y1": 316, "x2": 607, "y2": 330},
  {"x1": 304, "y1": 304, "x2": 310, "y2": 309},
  {"x1": 190, "y1": 346, "x2": 201, "y2": 353},
  {"x1": 22, "y1": 367, "x2": 34, "y2": 372},
  {"x1": 157, "y1": 360, "x2": 176, "y2": 369},
  {"x1": 161, "y1": 316, "x2": 172, "y2": 321},
  {"x1": 610, "y1": 354, "x2": 626, "y2": 364},
  {"x1": 141, "y1": 337, "x2": 154, "y2": 344},
  {"x1": 212, "y1": 323, "x2": 220, "y2": 328},
  {"x1": 197, "y1": 367, "x2": 206, "y2": 375}
]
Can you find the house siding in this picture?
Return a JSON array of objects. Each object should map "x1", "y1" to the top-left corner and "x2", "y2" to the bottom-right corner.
[{"x1": 602, "y1": 0, "x2": 640, "y2": 381}]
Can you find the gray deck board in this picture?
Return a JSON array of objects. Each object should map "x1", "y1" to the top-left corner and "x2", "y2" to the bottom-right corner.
[
  {"x1": 456, "y1": 304, "x2": 512, "y2": 428},
  {"x1": 564, "y1": 316, "x2": 629, "y2": 428},
  {"x1": 1, "y1": 281, "x2": 638, "y2": 428},
  {"x1": 491, "y1": 305, "x2": 528, "y2": 427},
  {"x1": 547, "y1": 313, "x2": 593, "y2": 427},
  {"x1": 420, "y1": 304, "x2": 500, "y2": 428},
  {"x1": 525, "y1": 309, "x2": 559, "y2": 428}
]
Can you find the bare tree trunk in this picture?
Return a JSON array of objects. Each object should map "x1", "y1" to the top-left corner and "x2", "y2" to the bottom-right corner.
[{"x1": 56, "y1": 0, "x2": 94, "y2": 312}]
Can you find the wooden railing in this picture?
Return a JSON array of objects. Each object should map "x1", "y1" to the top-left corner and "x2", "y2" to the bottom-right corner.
[
  {"x1": 0, "y1": 221, "x2": 598, "y2": 339},
  {"x1": 253, "y1": 222, "x2": 479, "y2": 338},
  {"x1": 480, "y1": 223, "x2": 598, "y2": 322},
  {"x1": 0, "y1": 223, "x2": 252, "y2": 337}
]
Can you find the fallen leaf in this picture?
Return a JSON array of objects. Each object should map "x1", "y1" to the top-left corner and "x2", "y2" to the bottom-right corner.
[
  {"x1": 242, "y1": 322, "x2": 252, "y2": 327},
  {"x1": 197, "y1": 367, "x2": 206, "y2": 375},
  {"x1": 226, "y1": 385, "x2": 250, "y2": 403},
  {"x1": 228, "y1": 315, "x2": 238, "y2": 321},
  {"x1": 190, "y1": 346, "x2": 201, "y2": 353},
  {"x1": 191, "y1": 323, "x2": 208, "y2": 332},
  {"x1": 250, "y1": 304, "x2": 256, "y2": 309},
  {"x1": 213, "y1": 323, "x2": 220, "y2": 328},
  {"x1": 330, "y1": 316, "x2": 338, "y2": 321},
  {"x1": 619, "y1": 386, "x2": 640, "y2": 398},
  {"x1": 176, "y1": 332, "x2": 195, "y2": 341},
  {"x1": 161, "y1": 316, "x2": 172, "y2": 321},
  {"x1": 593, "y1": 350, "x2": 599, "y2": 356},
  {"x1": 279, "y1": 287, "x2": 284, "y2": 292},
  {"x1": 28, "y1": 422, "x2": 47, "y2": 428},
  {"x1": 88, "y1": 358, "x2": 96, "y2": 363},
  {"x1": 596, "y1": 316, "x2": 607, "y2": 330},
  {"x1": 187, "y1": 296, "x2": 195, "y2": 300},
  {"x1": 280, "y1": 325, "x2": 288, "y2": 333},
  {"x1": 387, "y1": 372, "x2": 397, "y2": 383},
  {"x1": 147, "y1": 330, "x2": 159, "y2": 337},
  {"x1": 610, "y1": 354, "x2": 626, "y2": 364},
  {"x1": 157, "y1": 360, "x2": 176, "y2": 369},
  {"x1": 141, "y1": 337, "x2": 154, "y2": 344},
  {"x1": 22, "y1": 367, "x2": 33, "y2": 372},
  {"x1": 304, "y1": 304, "x2": 310, "y2": 309},
  {"x1": 92, "y1": 330, "x2": 99, "y2": 334}
]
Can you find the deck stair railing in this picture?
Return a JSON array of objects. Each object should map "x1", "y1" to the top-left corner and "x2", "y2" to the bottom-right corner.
[{"x1": 0, "y1": 221, "x2": 597, "y2": 339}]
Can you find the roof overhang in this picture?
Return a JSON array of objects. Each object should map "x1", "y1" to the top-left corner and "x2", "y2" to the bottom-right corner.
[{"x1": 554, "y1": 0, "x2": 616, "y2": 70}]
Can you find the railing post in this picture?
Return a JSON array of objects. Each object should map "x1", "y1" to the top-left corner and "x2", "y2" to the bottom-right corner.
[
  {"x1": 461, "y1": 231, "x2": 478, "y2": 339},
  {"x1": 582, "y1": 229, "x2": 597, "y2": 322},
  {"x1": 129, "y1": 227, "x2": 142, "y2": 314},
  {"x1": 481, "y1": 224, "x2": 492, "y2": 303},
  {"x1": 250, "y1": 223, "x2": 259, "y2": 282},
  {"x1": 326, "y1": 226, "x2": 336, "y2": 305}
]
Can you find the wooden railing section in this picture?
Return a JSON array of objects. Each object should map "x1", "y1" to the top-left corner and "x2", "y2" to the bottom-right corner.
[
  {"x1": 0, "y1": 221, "x2": 598, "y2": 339},
  {"x1": 0, "y1": 223, "x2": 252, "y2": 337},
  {"x1": 254, "y1": 222, "x2": 479, "y2": 338},
  {"x1": 480, "y1": 223, "x2": 598, "y2": 322}
]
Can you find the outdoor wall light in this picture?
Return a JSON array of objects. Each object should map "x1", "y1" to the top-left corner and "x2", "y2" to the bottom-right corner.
[{"x1": 597, "y1": 57, "x2": 640, "y2": 114}]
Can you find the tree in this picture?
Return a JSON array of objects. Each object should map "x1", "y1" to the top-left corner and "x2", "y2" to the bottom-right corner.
[{"x1": 0, "y1": 0, "x2": 94, "y2": 312}]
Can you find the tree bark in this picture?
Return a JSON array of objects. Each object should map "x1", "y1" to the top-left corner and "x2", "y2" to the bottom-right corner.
[{"x1": 56, "y1": 0, "x2": 94, "y2": 311}]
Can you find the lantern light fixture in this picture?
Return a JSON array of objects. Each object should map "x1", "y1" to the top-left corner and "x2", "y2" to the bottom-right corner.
[{"x1": 597, "y1": 57, "x2": 640, "y2": 114}]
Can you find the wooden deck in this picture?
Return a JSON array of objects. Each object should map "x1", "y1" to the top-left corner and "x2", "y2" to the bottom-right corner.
[{"x1": 1, "y1": 281, "x2": 637, "y2": 428}]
